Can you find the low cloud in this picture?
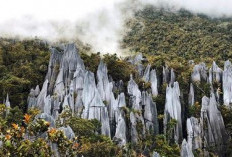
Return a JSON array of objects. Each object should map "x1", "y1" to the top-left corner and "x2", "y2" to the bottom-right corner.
[{"x1": 0, "y1": 0, "x2": 232, "y2": 53}]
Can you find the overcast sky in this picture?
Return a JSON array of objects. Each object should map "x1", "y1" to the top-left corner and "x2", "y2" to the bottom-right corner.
[{"x1": 0, "y1": 0, "x2": 232, "y2": 53}]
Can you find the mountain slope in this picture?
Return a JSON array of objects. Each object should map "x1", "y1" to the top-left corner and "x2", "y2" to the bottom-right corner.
[{"x1": 122, "y1": 7, "x2": 232, "y2": 65}]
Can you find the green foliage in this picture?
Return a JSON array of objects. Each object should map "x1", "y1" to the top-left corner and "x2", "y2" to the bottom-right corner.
[
  {"x1": 6, "y1": 106, "x2": 23, "y2": 125},
  {"x1": 189, "y1": 102, "x2": 201, "y2": 118},
  {"x1": 136, "y1": 78, "x2": 151, "y2": 91},
  {"x1": 0, "y1": 106, "x2": 119, "y2": 157},
  {"x1": 0, "y1": 39, "x2": 50, "y2": 109},
  {"x1": 220, "y1": 105, "x2": 232, "y2": 157},
  {"x1": 193, "y1": 82, "x2": 211, "y2": 103},
  {"x1": 0, "y1": 116, "x2": 52, "y2": 157},
  {"x1": 166, "y1": 119, "x2": 178, "y2": 144},
  {"x1": 80, "y1": 52, "x2": 101, "y2": 73},
  {"x1": 154, "y1": 135, "x2": 180, "y2": 157},
  {"x1": 103, "y1": 53, "x2": 137, "y2": 82},
  {"x1": 66, "y1": 117, "x2": 101, "y2": 138},
  {"x1": 56, "y1": 108, "x2": 120, "y2": 157},
  {"x1": 123, "y1": 7, "x2": 232, "y2": 65},
  {"x1": 0, "y1": 104, "x2": 7, "y2": 131},
  {"x1": 27, "y1": 119, "x2": 50, "y2": 136},
  {"x1": 221, "y1": 106, "x2": 232, "y2": 135}
]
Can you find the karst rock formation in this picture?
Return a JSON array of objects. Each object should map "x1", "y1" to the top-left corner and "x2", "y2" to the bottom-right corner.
[{"x1": 4, "y1": 43, "x2": 231, "y2": 156}]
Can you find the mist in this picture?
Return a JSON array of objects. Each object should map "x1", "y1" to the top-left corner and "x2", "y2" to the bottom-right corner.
[{"x1": 0, "y1": 0, "x2": 232, "y2": 53}]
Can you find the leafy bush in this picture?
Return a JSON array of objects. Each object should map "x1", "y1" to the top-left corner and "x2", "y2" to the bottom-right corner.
[{"x1": 0, "y1": 39, "x2": 50, "y2": 109}]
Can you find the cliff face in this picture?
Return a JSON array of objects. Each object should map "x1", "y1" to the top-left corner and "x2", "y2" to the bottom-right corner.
[{"x1": 25, "y1": 44, "x2": 231, "y2": 157}]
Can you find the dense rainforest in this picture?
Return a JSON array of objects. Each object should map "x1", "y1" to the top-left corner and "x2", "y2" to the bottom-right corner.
[{"x1": 0, "y1": 6, "x2": 232, "y2": 157}]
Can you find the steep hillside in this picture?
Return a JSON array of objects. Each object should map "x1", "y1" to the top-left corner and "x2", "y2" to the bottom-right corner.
[{"x1": 122, "y1": 7, "x2": 232, "y2": 66}]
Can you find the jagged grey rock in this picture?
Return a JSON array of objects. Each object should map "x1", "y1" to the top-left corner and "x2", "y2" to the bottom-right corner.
[
  {"x1": 152, "y1": 152, "x2": 160, "y2": 157},
  {"x1": 36, "y1": 79, "x2": 49, "y2": 111},
  {"x1": 73, "y1": 67, "x2": 85, "y2": 91},
  {"x1": 150, "y1": 69, "x2": 158, "y2": 96},
  {"x1": 164, "y1": 82, "x2": 182, "y2": 143},
  {"x1": 97, "y1": 60, "x2": 113, "y2": 103},
  {"x1": 54, "y1": 68, "x2": 65, "y2": 100},
  {"x1": 137, "y1": 64, "x2": 144, "y2": 76},
  {"x1": 163, "y1": 66, "x2": 170, "y2": 84},
  {"x1": 28, "y1": 85, "x2": 40, "y2": 109},
  {"x1": 162, "y1": 66, "x2": 175, "y2": 85},
  {"x1": 128, "y1": 53, "x2": 144, "y2": 76},
  {"x1": 223, "y1": 60, "x2": 232, "y2": 106},
  {"x1": 130, "y1": 112, "x2": 138, "y2": 144},
  {"x1": 118, "y1": 93, "x2": 126, "y2": 108},
  {"x1": 191, "y1": 63, "x2": 208, "y2": 82},
  {"x1": 69, "y1": 81, "x2": 75, "y2": 114},
  {"x1": 46, "y1": 48, "x2": 63, "y2": 94},
  {"x1": 143, "y1": 64, "x2": 151, "y2": 82},
  {"x1": 75, "y1": 91, "x2": 83, "y2": 116},
  {"x1": 188, "y1": 83, "x2": 194, "y2": 106},
  {"x1": 109, "y1": 93, "x2": 117, "y2": 122},
  {"x1": 82, "y1": 71, "x2": 96, "y2": 119},
  {"x1": 58, "y1": 126, "x2": 75, "y2": 139},
  {"x1": 5, "y1": 94, "x2": 10, "y2": 115},
  {"x1": 133, "y1": 53, "x2": 143, "y2": 64},
  {"x1": 143, "y1": 92, "x2": 159, "y2": 135},
  {"x1": 44, "y1": 95, "x2": 51, "y2": 115},
  {"x1": 181, "y1": 139, "x2": 194, "y2": 157},
  {"x1": 209, "y1": 61, "x2": 222, "y2": 84},
  {"x1": 35, "y1": 113, "x2": 56, "y2": 127},
  {"x1": 62, "y1": 95, "x2": 70, "y2": 110},
  {"x1": 114, "y1": 111, "x2": 127, "y2": 146},
  {"x1": 200, "y1": 93, "x2": 228, "y2": 154},
  {"x1": 24, "y1": 43, "x2": 230, "y2": 153},
  {"x1": 128, "y1": 75, "x2": 142, "y2": 110},
  {"x1": 128, "y1": 53, "x2": 143, "y2": 65},
  {"x1": 130, "y1": 111, "x2": 145, "y2": 144},
  {"x1": 187, "y1": 117, "x2": 202, "y2": 150},
  {"x1": 51, "y1": 96, "x2": 60, "y2": 120},
  {"x1": 88, "y1": 88, "x2": 111, "y2": 137},
  {"x1": 170, "y1": 68, "x2": 175, "y2": 85},
  {"x1": 61, "y1": 43, "x2": 84, "y2": 86}
]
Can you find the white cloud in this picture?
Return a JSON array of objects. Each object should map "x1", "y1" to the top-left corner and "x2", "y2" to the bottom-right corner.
[{"x1": 0, "y1": 0, "x2": 232, "y2": 53}]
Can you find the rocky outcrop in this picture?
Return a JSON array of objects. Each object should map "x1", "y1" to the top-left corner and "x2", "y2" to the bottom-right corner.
[
  {"x1": 35, "y1": 113, "x2": 56, "y2": 127},
  {"x1": 181, "y1": 139, "x2": 194, "y2": 157},
  {"x1": 143, "y1": 64, "x2": 151, "y2": 82},
  {"x1": 163, "y1": 66, "x2": 175, "y2": 85},
  {"x1": 58, "y1": 126, "x2": 75, "y2": 139},
  {"x1": 150, "y1": 69, "x2": 158, "y2": 97},
  {"x1": 223, "y1": 60, "x2": 232, "y2": 106},
  {"x1": 200, "y1": 93, "x2": 228, "y2": 155},
  {"x1": 191, "y1": 63, "x2": 208, "y2": 82},
  {"x1": 152, "y1": 152, "x2": 160, "y2": 157},
  {"x1": 188, "y1": 83, "x2": 194, "y2": 106},
  {"x1": 97, "y1": 60, "x2": 112, "y2": 103},
  {"x1": 36, "y1": 79, "x2": 49, "y2": 111},
  {"x1": 164, "y1": 82, "x2": 182, "y2": 143},
  {"x1": 187, "y1": 117, "x2": 202, "y2": 150},
  {"x1": 46, "y1": 48, "x2": 63, "y2": 94},
  {"x1": 44, "y1": 95, "x2": 51, "y2": 115},
  {"x1": 128, "y1": 75, "x2": 142, "y2": 110},
  {"x1": 128, "y1": 53, "x2": 144, "y2": 76},
  {"x1": 28, "y1": 85, "x2": 40, "y2": 109},
  {"x1": 113, "y1": 111, "x2": 127, "y2": 146},
  {"x1": 208, "y1": 61, "x2": 222, "y2": 84},
  {"x1": 5, "y1": 94, "x2": 10, "y2": 115},
  {"x1": 163, "y1": 65, "x2": 170, "y2": 84},
  {"x1": 143, "y1": 92, "x2": 159, "y2": 135},
  {"x1": 25, "y1": 44, "x2": 231, "y2": 156}
]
